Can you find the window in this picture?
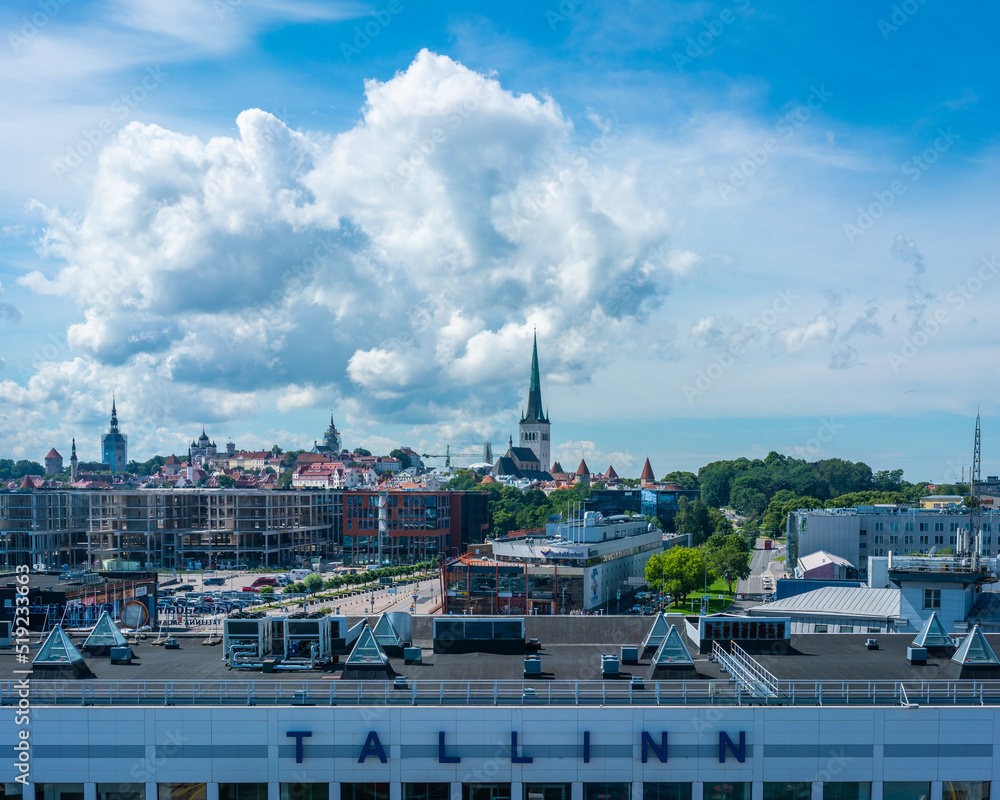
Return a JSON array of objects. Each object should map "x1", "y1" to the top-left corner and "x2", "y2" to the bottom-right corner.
[
  {"x1": 281, "y1": 787, "x2": 329, "y2": 800},
  {"x1": 889, "y1": 535, "x2": 899, "y2": 544},
  {"x1": 220, "y1": 787, "x2": 267, "y2": 800},
  {"x1": 764, "y1": 786, "x2": 811, "y2": 800},
  {"x1": 815, "y1": 624, "x2": 828, "y2": 632},
  {"x1": 935, "y1": 522, "x2": 944, "y2": 531},
  {"x1": 884, "y1": 784, "x2": 930, "y2": 800},
  {"x1": 704, "y1": 786, "x2": 750, "y2": 800},
  {"x1": 934, "y1": 536, "x2": 943, "y2": 545},
  {"x1": 36, "y1": 788, "x2": 84, "y2": 800},
  {"x1": 839, "y1": 625, "x2": 854, "y2": 633},
  {"x1": 874, "y1": 522, "x2": 884, "y2": 531},
  {"x1": 343, "y1": 787, "x2": 390, "y2": 800},
  {"x1": 526, "y1": 788, "x2": 571, "y2": 800},
  {"x1": 919, "y1": 535, "x2": 928, "y2": 545},
  {"x1": 465, "y1": 787, "x2": 511, "y2": 800},
  {"x1": 905, "y1": 522, "x2": 914, "y2": 532},
  {"x1": 158, "y1": 788, "x2": 206, "y2": 800},
  {"x1": 99, "y1": 788, "x2": 144, "y2": 800},
  {"x1": 924, "y1": 588, "x2": 941, "y2": 609},
  {"x1": 942, "y1": 783, "x2": 990, "y2": 800},
  {"x1": 823, "y1": 785, "x2": 871, "y2": 800},
  {"x1": 889, "y1": 522, "x2": 899, "y2": 531},
  {"x1": 644, "y1": 786, "x2": 692, "y2": 800},
  {"x1": 904, "y1": 535, "x2": 913, "y2": 544},
  {"x1": 584, "y1": 788, "x2": 630, "y2": 800},
  {"x1": 919, "y1": 522, "x2": 928, "y2": 532}
]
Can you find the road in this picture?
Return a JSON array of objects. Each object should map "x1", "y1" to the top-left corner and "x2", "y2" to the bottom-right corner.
[{"x1": 736, "y1": 540, "x2": 788, "y2": 598}]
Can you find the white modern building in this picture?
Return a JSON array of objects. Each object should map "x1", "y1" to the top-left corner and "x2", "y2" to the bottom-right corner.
[
  {"x1": 488, "y1": 513, "x2": 666, "y2": 611},
  {"x1": 4, "y1": 613, "x2": 1000, "y2": 800},
  {"x1": 786, "y1": 506, "x2": 1000, "y2": 579}
]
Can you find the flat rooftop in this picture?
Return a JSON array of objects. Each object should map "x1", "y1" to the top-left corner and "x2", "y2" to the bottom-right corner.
[{"x1": 4, "y1": 616, "x2": 1000, "y2": 707}]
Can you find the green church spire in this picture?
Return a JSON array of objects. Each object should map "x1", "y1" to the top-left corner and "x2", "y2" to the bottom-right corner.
[{"x1": 521, "y1": 331, "x2": 548, "y2": 423}]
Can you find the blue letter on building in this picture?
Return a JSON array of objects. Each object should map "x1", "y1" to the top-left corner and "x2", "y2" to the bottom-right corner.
[
  {"x1": 511, "y1": 732, "x2": 533, "y2": 764},
  {"x1": 719, "y1": 731, "x2": 746, "y2": 763},
  {"x1": 583, "y1": 731, "x2": 591, "y2": 763},
  {"x1": 439, "y1": 731, "x2": 461, "y2": 763},
  {"x1": 359, "y1": 731, "x2": 388, "y2": 763},
  {"x1": 287, "y1": 731, "x2": 312, "y2": 764},
  {"x1": 641, "y1": 732, "x2": 668, "y2": 763}
]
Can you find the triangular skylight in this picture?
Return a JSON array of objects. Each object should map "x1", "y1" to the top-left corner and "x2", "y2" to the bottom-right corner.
[
  {"x1": 912, "y1": 611, "x2": 953, "y2": 648},
  {"x1": 346, "y1": 625, "x2": 389, "y2": 666},
  {"x1": 653, "y1": 625, "x2": 693, "y2": 665},
  {"x1": 951, "y1": 625, "x2": 999, "y2": 665},
  {"x1": 642, "y1": 613, "x2": 670, "y2": 650},
  {"x1": 83, "y1": 611, "x2": 128, "y2": 649},
  {"x1": 33, "y1": 626, "x2": 86, "y2": 666},
  {"x1": 372, "y1": 613, "x2": 401, "y2": 647}
]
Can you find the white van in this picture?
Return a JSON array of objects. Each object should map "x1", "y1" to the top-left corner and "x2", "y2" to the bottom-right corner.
[{"x1": 289, "y1": 568, "x2": 314, "y2": 581}]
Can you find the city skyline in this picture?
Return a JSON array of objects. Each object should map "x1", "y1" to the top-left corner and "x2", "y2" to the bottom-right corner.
[{"x1": 1, "y1": 2, "x2": 999, "y2": 480}]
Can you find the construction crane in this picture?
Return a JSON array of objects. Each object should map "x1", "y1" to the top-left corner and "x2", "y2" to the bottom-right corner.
[{"x1": 420, "y1": 444, "x2": 492, "y2": 468}]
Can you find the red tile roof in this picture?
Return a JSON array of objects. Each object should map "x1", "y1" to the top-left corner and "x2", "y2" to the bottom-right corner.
[{"x1": 640, "y1": 458, "x2": 655, "y2": 482}]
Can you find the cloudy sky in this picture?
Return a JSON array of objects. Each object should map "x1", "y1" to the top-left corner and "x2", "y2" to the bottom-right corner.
[{"x1": 1, "y1": 1, "x2": 998, "y2": 480}]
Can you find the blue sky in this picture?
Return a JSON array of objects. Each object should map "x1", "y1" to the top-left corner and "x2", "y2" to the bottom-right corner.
[{"x1": 0, "y1": 0, "x2": 998, "y2": 481}]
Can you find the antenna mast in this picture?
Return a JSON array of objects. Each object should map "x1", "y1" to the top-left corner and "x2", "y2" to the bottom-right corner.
[{"x1": 969, "y1": 411, "x2": 982, "y2": 563}]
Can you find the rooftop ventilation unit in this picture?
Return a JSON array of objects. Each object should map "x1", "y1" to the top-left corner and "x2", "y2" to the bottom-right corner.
[{"x1": 601, "y1": 653, "x2": 620, "y2": 677}]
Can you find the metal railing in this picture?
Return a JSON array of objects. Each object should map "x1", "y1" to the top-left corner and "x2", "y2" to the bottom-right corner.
[
  {"x1": 712, "y1": 641, "x2": 779, "y2": 698},
  {"x1": 3, "y1": 678, "x2": 1000, "y2": 707}
]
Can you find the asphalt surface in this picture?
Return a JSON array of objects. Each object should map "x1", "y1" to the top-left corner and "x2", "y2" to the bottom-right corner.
[{"x1": 735, "y1": 540, "x2": 788, "y2": 599}]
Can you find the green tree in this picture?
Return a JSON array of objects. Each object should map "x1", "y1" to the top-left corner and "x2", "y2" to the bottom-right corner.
[
  {"x1": 705, "y1": 531, "x2": 752, "y2": 593},
  {"x1": 353, "y1": 448, "x2": 372, "y2": 456},
  {"x1": 390, "y1": 448, "x2": 413, "y2": 471},
  {"x1": 660, "y1": 471, "x2": 700, "y2": 490},
  {"x1": 646, "y1": 547, "x2": 711, "y2": 606},
  {"x1": 217, "y1": 475, "x2": 236, "y2": 488},
  {"x1": 258, "y1": 586, "x2": 274, "y2": 596},
  {"x1": 446, "y1": 469, "x2": 480, "y2": 490},
  {"x1": 303, "y1": 573, "x2": 324, "y2": 593}
]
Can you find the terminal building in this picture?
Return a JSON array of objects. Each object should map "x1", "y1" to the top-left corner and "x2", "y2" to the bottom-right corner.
[{"x1": 3, "y1": 610, "x2": 1000, "y2": 800}]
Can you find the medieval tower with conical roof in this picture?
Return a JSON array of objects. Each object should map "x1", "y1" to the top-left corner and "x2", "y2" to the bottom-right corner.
[{"x1": 518, "y1": 332, "x2": 551, "y2": 473}]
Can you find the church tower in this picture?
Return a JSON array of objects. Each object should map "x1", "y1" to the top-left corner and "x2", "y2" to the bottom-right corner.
[
  {"x1": 518, "y1": 332, "x2": 551, "y2": 473},
  {"x1": 70, "y1": 437, "x2": 78, "y2": 482},
  {"x1": 100, "y1": 396, "x2": 128, "y2": 474}
]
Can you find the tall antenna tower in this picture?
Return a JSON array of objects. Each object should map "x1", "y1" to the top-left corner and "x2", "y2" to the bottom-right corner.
[{"x1": 968, "y1": 410, "x2": 982, "y2": 560}]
